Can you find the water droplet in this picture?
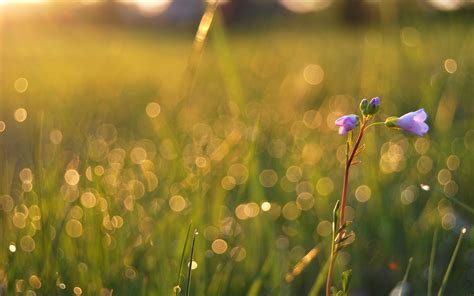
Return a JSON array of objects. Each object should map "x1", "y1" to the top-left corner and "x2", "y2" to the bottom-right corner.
[
  {"x1": 64, "y1": 169, "x2": 80, "y2": 186},
  {"x1": 14, "y1": 77, "x2": 28, "y2": 93},
  {"x1": 14, "y1": 108, "x2": 28, "y2": 122},
  {"x1": 420, "y1": 184, "x2": 430, "y2": 191}
]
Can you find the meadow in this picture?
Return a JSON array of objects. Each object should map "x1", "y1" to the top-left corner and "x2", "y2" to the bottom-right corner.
[{"x1": 0, "y1": 8, "x2": 474, "y2": 295}]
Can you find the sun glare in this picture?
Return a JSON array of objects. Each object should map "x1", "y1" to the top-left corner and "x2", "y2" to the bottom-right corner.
[
  {"x1": 0, "y1": 0, "x2": 47, "y2": 4},
  {"x1": 279, "y1": 0, "x2": 333, "y2": 13},
  {"x1": 118, "y1": 0, "x2": 172, "y2": 16},
  {"x1": 429, "y1": 0, "x2": 463, "y2": 11}
]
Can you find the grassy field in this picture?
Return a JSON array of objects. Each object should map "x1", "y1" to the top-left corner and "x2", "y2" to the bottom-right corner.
[{"x1": 0, "y1": 11, "x2": 474, "y2": 295}]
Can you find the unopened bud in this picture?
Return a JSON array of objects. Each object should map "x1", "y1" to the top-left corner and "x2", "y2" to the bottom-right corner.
[
  {"x1": 367, "y1": 97, "x2": 380, "y2": 115},
  {"x1": 359, "y1": 98, "x2": 369, "y2": 116}
]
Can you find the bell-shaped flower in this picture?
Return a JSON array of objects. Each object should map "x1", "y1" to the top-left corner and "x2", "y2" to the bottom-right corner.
[
  {"x1": 335, "y1": 114, "x2": 359, "y2": 135},
  {"x1": 385, "y1": 108, "x2": 429, "y2": 136}
]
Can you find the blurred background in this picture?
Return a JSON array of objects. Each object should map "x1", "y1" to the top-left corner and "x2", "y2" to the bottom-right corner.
[{"x1": 0, "y1": 0, "x2": 473, "y2": 295}]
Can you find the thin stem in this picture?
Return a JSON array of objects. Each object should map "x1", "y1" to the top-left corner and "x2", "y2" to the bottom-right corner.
[
  {"x1": 326, "y1": 120, "x2": 368, "y2": 296},
  {"x1": 309, "y1": 254, "x2": 331, "y2": 296},
  {"x1": 399, "y1": 257, "x2": 413, "y2": 296},
  {"x1": 437, "y1": 227, "x2": 467, "y2": 296},
  {"x1": 186, "y1": 229, "x2": 198, "y2": 296},
  {"x1": 325, "y1": 251, "x2": 337, "y2": 296},
  {"x1": 402, "y1": 257, "x2": 413, "y2": 283},
  {"x1": 339, "y1": 120, "x2": 367, "y2": 227},
  {"x1": 443, "y1": 195, "x2": 474, "y2": 215},
  {"x1": 326, "y1": 201, "x2": 340, "y2": 296},
  {"x1": 175, "y1": 223, "x2": 192, "y2": 295},
  {"x1": 179, "y1": 0, "x2": 219, "y2": 103},
  {"x1": 365, "y1": 121, "x2": 385, "y2": 129},
  {"x1": 428, "y1": 228, "x2": 438, "y2": 296}
]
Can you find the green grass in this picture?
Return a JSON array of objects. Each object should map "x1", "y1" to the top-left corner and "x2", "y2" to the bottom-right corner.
[{"x1": 0, "y1": 12, "x2": 473, "y2": 295}]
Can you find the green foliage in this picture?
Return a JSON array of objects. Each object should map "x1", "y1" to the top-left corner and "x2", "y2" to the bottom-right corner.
[
  {"x1": 341, "y1": 269, "x2": 352, "y2": 295},
  {"x1": 0, "y1": 13, "x2": 473, "y2": 295}
]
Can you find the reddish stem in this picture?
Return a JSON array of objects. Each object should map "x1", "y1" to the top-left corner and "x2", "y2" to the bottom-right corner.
[
  {"x1": 326, "y1": 120, "x2": 367, "y2": 296},
  {"x1": 339, "y1": 121, "x2": 366, "y2": 227}
]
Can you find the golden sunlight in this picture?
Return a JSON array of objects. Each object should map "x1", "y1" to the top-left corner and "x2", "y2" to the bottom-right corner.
[
  {"x1": 118, "y1": 0, "x2": 172, "y2": 16},
  {"x1": 0, "y1": 0, "x2": 47, "y2": 4}
]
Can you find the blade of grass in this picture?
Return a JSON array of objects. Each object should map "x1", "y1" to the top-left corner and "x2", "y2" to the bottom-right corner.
[
  {"x1": 246, "y1": 250, "x2": 274, "y2": 296},
  {"x1": 444, "y1": 196, "x2": 474, "y2": 216},
  {"x1": 186, "y1": 229, "x2": 198, "y2": 296},
  {"x1": 428, "y1": 187, "x2": 474, "y2": 216},
  {"x1": 428, "y1": 228, "x2": 438, "y2": 296},
  {"x1": 174, "y1": 223, "x2": 192, "y2": 296},
  {"x1": 437, "y1": 227, "x2": 467, "y2": 296},
  {"x1": 209, "y1": 7, "x2": 246, "y2": 106},
  {"x1": 308, "y1": 255, "x2": 331, "y2": 296},
  {"x1": 285, "y1": 245, "x2": 322, "y2": 283},
  {"x1": 399, "y1": 257, "x2": 413, "y2": 296},
  {"x1": 179, "y1": 0, "x2": 219, "y2": 103}
]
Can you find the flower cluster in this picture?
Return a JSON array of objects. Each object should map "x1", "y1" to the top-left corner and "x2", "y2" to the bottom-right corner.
[
  {"x1": 327, "y1": 97, "x2": 429, "y2": 296},
  {"x1": 335, "y1": 97, "x2": 429, "y2": 137}
]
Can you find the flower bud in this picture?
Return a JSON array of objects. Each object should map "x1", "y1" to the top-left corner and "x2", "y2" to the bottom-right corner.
[
  {"x1": 367, "y1": 97, "x2": 380, "y2": 115},
  {"x1": 359, "y1": 98, "x2": 369, "y2": 116}
]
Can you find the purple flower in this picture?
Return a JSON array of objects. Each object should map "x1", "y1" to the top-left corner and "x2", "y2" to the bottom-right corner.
[
  {"x1": 360, "y1": 97, "x2": 380, "y2": 116},
  {"x1": 385, "y1": 108, "x2": 429, "y2": 136},
  {"x1": 335, "y1": 114, "x2": 359, "y2": 135},
  {"x1": 368, "y1": 97, "x2": 380, "y2": 113}
]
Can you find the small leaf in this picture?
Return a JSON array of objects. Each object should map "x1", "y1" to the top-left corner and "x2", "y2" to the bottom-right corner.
[
  {"x1": 335, "y1": 233, "x2": 353, "y2": 244},
  {"x1": 341, "y1": 269, "x2": 352, "y2": 293},
  {"x1": 354, "y1": 144, "x2": 366, "y2": 156},
  {"x1": 350, "y1": 160, "x2": 362, "y2": 166},
  {"x1": 338, "y1": 221, "x2": 352, "y2": 233},
  {"x1": 347, "y1": 131, "x2": 353, "y2": 151},
  {"x1": 332, "y1": 201, "x2": 340, "y2": 233},
  {"x1": 336, "y1": 231, "x2": 356, "y2": 250}
]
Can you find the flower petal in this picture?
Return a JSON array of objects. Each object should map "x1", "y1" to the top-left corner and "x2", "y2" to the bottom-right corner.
[
  {"x1": 339, "y1": 126, "x2": 348, "y2": 135},
  {"x1": 369, "y1": 97, "x2": 380, "y2": 107},
  {"x1": 413, "y1": 108, "x2": 427, "y2": 122},
  {"x1": 335, "y1": 117, "x2": 346, "y2": 126},
  {"x1": 397, "y1": 112, "x2": 415, "y2": 129},
  {"x1": 419, "y1": 122, "x2": 429, "y2": 135}
]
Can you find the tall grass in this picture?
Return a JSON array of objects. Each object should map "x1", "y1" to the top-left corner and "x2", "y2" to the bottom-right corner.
[
  {"x1": 0, "y1": 10, "x2": 473, "y2": 295},
  {"x1": 437, "y1": 228, "x2": 467, "y2": 296}
]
